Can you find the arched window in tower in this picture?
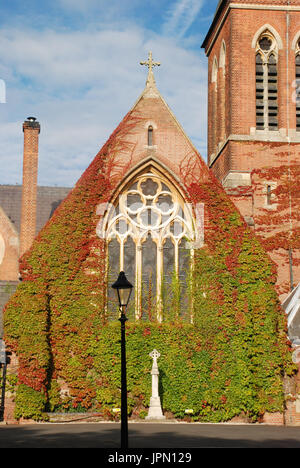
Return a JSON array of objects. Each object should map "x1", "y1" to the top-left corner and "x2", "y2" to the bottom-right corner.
[
  {"x1": 255, "y1": 32, "x2": 278, "y2": 131},
  {"x1": 219, "y1": 41, "x2": 226, "y2": 142},
  {"x1": 211, "y1": 56, "x2": 218, "y2": 156},
  {"x1": 104, "y1": 167, "x2": 195, "y2": 322},
  {"x1": 295, "y1": 39, "x2": 300, "y2": 131}
]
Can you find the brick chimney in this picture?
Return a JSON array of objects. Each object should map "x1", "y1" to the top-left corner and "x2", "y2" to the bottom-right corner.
[{"x1": 20, "y1": 117, "x2": 40, "y2": 257}]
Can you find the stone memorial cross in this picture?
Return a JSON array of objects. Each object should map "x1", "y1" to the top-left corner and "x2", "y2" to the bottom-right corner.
[{"x1": 146, "y1": 349, "x2": 165, "y2": 420}]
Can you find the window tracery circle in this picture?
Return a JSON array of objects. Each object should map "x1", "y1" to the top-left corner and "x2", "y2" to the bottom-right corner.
[
  {"x1": 107, "y1": 173, "x2": 193, "y2": 245},
  {"x1": 258, "y1": 36, "x2": 272, "y2": 52},
  {"x1": 256, "y1": 32, "x2": 277, "y2": 61}
]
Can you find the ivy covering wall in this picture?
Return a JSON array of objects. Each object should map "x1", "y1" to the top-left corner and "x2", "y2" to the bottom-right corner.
[{"x1": 3, "y1": 111, "x2": 296, "y2": 422}]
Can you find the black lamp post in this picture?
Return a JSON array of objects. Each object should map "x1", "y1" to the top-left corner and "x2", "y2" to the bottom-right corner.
[{"x1": 111, "y1": 271, "x2": 133, "y2": 449}]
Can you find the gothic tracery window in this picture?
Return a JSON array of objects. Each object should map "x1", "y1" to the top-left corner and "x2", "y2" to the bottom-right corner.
[
  {"x1": 255, "y1": 32, "x2": 278, "y2": 131},
  {"x1": 105, "y1": 168, "x2": 195, "y2": 321}
]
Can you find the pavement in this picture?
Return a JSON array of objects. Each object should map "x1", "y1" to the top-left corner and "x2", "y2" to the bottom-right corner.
[{"x1": 0, "y1": 421, "x2": 300, "y2": 449}]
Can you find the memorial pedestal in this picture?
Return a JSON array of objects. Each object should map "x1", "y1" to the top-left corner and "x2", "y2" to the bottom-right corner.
[{"x1": 146, "y1": 349, "x2": 165, "y2": 421}]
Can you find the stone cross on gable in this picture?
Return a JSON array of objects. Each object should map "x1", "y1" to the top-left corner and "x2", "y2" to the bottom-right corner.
[
  {"x1": 140, "y1": 51, "x2": 160, "y2": 87},
  {"x1": 140, "y1": 51, "x2": 160, "y2": 73}
]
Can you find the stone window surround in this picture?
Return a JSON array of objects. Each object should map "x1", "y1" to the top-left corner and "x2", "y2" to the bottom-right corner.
[
  {"x1": 211, "y1": 56, "x2": 218, "y2": 85},
  {"x1": 263, "y1": 181, "x2": 278, "y2": 210},
  {"x1": 144, "y1": 120, "x2": 157, "y2": 150}
]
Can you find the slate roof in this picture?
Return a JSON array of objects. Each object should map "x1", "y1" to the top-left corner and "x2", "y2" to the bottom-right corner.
[{"x1": 0, "y1": 185, "x2": 71, "y2": 235}]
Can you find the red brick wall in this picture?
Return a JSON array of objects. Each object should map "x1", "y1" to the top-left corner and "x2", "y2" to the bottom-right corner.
[
  {"x1": 207, "y1": 15, "x2": 231, "y2": 158},
  {"x1": 211, "y1": 140, "x2": 300, "y2": 299},
  {"x1": 107, "y1": 90, "x2": 210, "y2": 191},
  {"x1": 0, "y1": 207, "x2": 19, "y2": 281}
]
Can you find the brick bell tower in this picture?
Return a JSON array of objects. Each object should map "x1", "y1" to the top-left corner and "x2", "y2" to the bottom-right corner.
[
  {"x1": 20, "y1": 117, "x2": 40, "y2": 257},
  {"x1": 202, "y1": 0, "x2": 300, "y2": 298}
]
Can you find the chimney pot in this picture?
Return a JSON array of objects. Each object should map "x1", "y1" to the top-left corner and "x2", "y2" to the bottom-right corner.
[{"x1": 23, "y1": 117, "x2": 40, "y2": 133}]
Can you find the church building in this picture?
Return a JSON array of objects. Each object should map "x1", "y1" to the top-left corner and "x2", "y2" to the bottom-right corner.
[{"x1": 1, "y1": 0, "x2": 300, "y2": 425}]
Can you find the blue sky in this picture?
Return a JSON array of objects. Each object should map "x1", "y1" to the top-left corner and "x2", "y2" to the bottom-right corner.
[{"x1": 0, "y1": 0, "x2": 218, "y2": 187}]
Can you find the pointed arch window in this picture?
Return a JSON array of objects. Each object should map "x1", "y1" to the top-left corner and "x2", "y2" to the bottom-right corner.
[
  {"x1": 219, "y1": 41, "x2": 226, "y2": 142},
  {"x1": 211, "y1": 56, "x2": 218, "y2": 156},
  {"x1": 255, "y1": 32, "x2": 278, "y2": 131},
  {"x1": 266, "y1": 184, "x2": 272, "y2": 205},
  {"x1": 104, "y1": 167, "x2": 195, "y2": 322},
  {"x1": 295, "y1": 39, "x2": 300, "y2": 131},
  {"x1": 148, "y1": 125, "x2": 153, "y2": 146}
]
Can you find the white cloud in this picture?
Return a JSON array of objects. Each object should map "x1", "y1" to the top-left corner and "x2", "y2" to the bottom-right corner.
[
  {"x1": 56, "y1": 0, "x2": 143, "y2": 21},
  {"x1": 162, "y1": 0, "x2": 204, "y2": 38},
  {"x1": 0, "y1": 23, "x2": 207, "y2": 187},
  {"x1": 0, "y1": 27, "x2": 142, "y2": 89},
  {"x1": 0, "y1": 121, "x2": 23, "y2": 184}
]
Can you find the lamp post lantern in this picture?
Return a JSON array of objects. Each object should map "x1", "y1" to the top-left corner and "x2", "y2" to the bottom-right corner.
[{"x1": 111, "y1": 271, "x2": 133, "y2": 449}]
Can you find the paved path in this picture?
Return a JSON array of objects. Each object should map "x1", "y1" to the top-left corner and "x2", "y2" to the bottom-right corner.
[{"x1": 1, "y1": 422, "x2": 300, "y2": 448}]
